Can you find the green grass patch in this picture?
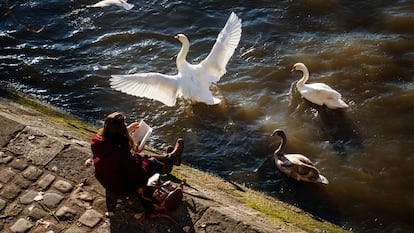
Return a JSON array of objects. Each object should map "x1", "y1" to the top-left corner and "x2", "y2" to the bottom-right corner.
[
  {"x1": 172, "y1": 164, "x2": 349, "y2": 233},
  {"x1": 238, "y1": 189, "x2": 349, "y2": 233}
]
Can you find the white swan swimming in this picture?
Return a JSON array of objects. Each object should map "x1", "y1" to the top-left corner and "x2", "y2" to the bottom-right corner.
[
  {"x1": 110, "y1": 12, "x2": 242, "y2": 106},
  {"x1": 292, "y1": 63, "x2": 349, "y2": 109},
  {"x1": 256, "y1": 129, "x2": 329, "y2": 184},
  {"x1": 89, "y1": 0, "x2": 134, "y2": 10}
]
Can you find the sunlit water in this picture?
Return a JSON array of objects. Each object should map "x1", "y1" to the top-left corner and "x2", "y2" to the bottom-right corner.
[{"x1": 1, "y1": 1, "x2": 414, "y2": 232}]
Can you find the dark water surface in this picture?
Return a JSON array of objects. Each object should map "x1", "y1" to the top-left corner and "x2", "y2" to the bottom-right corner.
[{"x1": 1, "y1": 1, "x2": 414, "y2": 232}]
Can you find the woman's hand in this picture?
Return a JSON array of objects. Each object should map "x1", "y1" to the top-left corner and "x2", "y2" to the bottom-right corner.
[{"x1": 127, "y1": 122, "x2": 140, "y2": 133}]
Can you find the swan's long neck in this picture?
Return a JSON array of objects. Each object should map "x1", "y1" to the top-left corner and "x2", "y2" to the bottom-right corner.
[
  {"x1": 274, "y1": 132, "x2": 287, "y2": 158},
  {"x1": 296, "y1": 65, "x2": 309, "y2": 88},
  {"x1": 176, "y1": 38, "x2": 189, "y2": 71}
]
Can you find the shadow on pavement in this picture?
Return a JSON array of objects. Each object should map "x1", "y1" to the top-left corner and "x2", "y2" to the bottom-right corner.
[{"x1": 105, "y1": 180, "x2": 196, "y2": 233}]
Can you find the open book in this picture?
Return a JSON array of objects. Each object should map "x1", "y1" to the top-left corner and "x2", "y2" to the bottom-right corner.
[{"x1": 131, "y1": 120, "x2": 152, "y2": 152}]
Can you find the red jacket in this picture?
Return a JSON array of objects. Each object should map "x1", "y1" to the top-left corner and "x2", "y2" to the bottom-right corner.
[{"x1": 90, "y1": 134, "x2": 150, "y2": 195}]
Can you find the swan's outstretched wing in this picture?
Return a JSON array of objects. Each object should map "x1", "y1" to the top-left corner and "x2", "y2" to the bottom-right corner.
[
  {"x1": 200, "y1": 12, "x2": 242, "y2": 82},
  {"x1": 110, "y1": 73, "x2": 179, "y2": 106}
]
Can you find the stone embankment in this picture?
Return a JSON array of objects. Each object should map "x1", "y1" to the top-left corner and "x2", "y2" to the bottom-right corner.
[{"x1": 0, "y1": 90, "x2": 347, "y2": 233}]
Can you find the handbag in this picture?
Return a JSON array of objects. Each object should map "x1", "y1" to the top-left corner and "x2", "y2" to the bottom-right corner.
[{"x1": 138, "y1": 173, "x2": 184, "y2": 212}]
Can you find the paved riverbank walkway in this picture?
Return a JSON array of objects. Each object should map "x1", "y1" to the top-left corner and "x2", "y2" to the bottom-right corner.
[{"x1": 0, "y1": 95, "x2": 308, "y2": 233}]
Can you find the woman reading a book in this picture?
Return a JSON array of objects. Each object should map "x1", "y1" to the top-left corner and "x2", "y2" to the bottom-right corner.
[{"x1": 90, "y1": 112, "x2": 184, "y2": 195}]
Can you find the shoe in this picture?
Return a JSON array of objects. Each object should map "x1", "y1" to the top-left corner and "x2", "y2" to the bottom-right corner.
[
  {"x1": 165, "y1": 145, "x2": 174, "y2": 153},
  {"x1": 163, "y1": 188, "x2": 183, "y2": 211},
  {"x1": 169, "y1": 138, "x2": 184, "y2": 166}
]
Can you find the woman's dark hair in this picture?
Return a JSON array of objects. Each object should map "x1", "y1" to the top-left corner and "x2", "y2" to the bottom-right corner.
[{"x1": 98, "y1": 112, "x2": 135, "y2": 151}]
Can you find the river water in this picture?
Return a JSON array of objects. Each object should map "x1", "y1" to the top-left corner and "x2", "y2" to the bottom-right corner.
[{"x1": 1, "y1": 1, "x2": 413, "y2": 232}]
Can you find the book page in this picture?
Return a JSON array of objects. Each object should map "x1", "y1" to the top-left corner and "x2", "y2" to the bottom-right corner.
[{"x1": 131, "y1": 120, "x2": 152, "y2": 152}]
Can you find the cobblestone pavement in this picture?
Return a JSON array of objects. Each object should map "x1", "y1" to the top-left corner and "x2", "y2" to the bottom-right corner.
[{"x1": 0, "y1": 97, "x2": 291, "y2": 233}]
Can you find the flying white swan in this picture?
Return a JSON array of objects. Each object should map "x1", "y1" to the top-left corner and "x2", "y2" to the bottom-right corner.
[
  {"x1": 110, "y1": 12, "x2": 242, "y2": 106},
  {"x1": 89, "y1": 0, "x2": 134, "y2": 10},
  {"x1": 292, "y1": 63, "x2": 349, "y2": 109}
]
